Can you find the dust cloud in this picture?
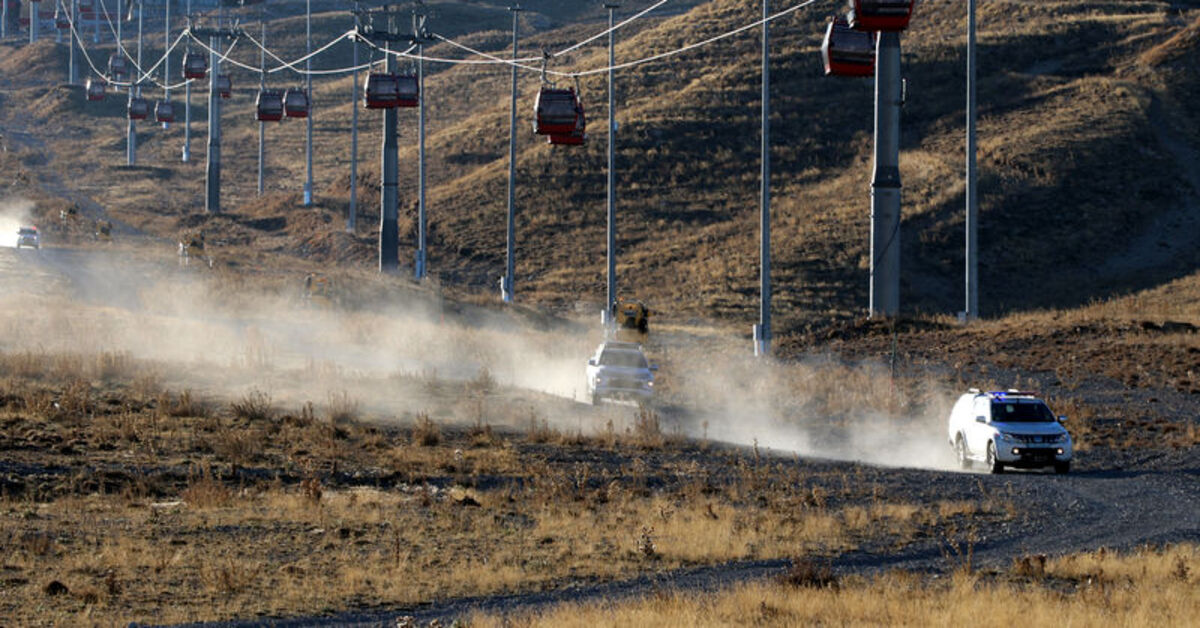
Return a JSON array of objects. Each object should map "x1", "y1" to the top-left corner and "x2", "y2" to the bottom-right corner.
[
  {"x1": 0, "y1": 243, "x2": 959, "y2": 471},
  {"x1": 0, "y1": 245, "x2": 598, "y2": 426},
  {"x1": 0, "y1": 197, "x2": 35, "y2": 248},
  {"x1": 658, "y1": 342, "x2": 961, "y2": 471}
]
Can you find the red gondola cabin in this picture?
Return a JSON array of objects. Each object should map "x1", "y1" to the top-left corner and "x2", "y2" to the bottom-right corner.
[
  {"x1": 154, "y1": 100, "x2": 175, "y2": 123},
  {"x1": 534, "y1": 87, "x2": 581, "y2": 136},
  {"x1": 847, "y1": 0, "x2": 914, "y2": 32},
  {"x1": 256, "y1": 90, "x2": 284, "y2": 121},
  {"x1": 549, "y1": 103, "x2": 586, "y2": 146},
  {"x1": 364, "y1": 73, "x2": 400, "y2": 109},
  {"x1": 396, "y1": 74, "x2": 418, "y2": 108},
  {"x1": 108, "y1": 53, "x2": 128, "y2": 81},
  {"x1": 284, "y1": 88, "x2": 309, "y2": 118},
  {"x1": 821, "y1": 18, "x2": 875, "y2": 77},
  {"x1": 85, "y1": 77, "x2": 106, "y2": 101},
  {"x1": 128, "y1": 97, "x2": 149, "y2": 120},
  {"x1": 215, "y1": 74, "x2": 232, "y2": 99},
  {"x1": 182, "y1": 52, "x2": 207, "y2": 80}
]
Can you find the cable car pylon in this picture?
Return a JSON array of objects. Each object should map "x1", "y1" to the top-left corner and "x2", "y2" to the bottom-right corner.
[
  {"x1": 357, "y1": 6, "x2": 411, "y2": 273},
  {"x1": 821, "y1": 1, "x2": 914, "y2": 317},
  {"x1": 256, "y1": 7, "x2": 268, "y2": 197},
  {"x1": 190, "y1": 17, "x2": 241, "y2": 214},
  {"x1": 126, "y1": 0, "x2": 142, "y2": 166},
  {"x1": 161, "y1": 0, "x2": 168, "y2": 128},
  {"x1": 413, "y1": 6, "x2": 429, "y2": 280},
  {"x1": 859, "y1": 0, "x2": 914, "y2": 317},
  {"x1": 604, "y1": 3, "x2": 619, "y2": 331},
  {"x1": 502, "y1": 4, "x2": 520, "y2": 304}
]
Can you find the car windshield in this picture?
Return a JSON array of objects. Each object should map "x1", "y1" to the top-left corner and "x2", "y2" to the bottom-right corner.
[
  {"x1": 599, "y1": 350, "x2": 648, "y2": 369},
  {"x1": 991, "y1": 400, "x2": 1056, "y2": 423},
  {"x1": 18, "y1": 228, "x2": 35, "y2": 235}
]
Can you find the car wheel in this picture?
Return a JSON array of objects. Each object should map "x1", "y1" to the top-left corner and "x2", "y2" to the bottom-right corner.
[
  {"x1": 1054, "y1": 461, "x2": 1070, "y2": 475},
  {"x1": 955, "y1": 435, "x2": 971, "y2": 470},
  {"x1": 987, "y1": 442, "x2": 1004, "y2": 474}
]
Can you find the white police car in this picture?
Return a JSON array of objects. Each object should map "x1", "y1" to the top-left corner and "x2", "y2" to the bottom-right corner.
[
  {"x1": 585, "y1": 341, "x2": 656, "y2": 406},
  {"x1": 947, "y1": 389, "x2": 1072, "y2": 474},
  {"x1": 16, "y1": 226, "x2": 39, "y2": 249}
]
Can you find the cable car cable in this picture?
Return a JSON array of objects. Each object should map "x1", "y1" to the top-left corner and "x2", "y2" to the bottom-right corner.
[
  {"x1": 244, "y1": 28, "x2": 398, "y2": 76},
  {"x1": 72, "y1": 18, "x2": 227, "y2": 90},
  {"x1": 426, "y1": 0, "x2": 816, "y2": 78},
  {"x1": 68, "y1": 8, "x2": 194, "y2": 90},
  {"x1": 548, "y1": 0, "x2": 668, "y2": 59},
  {"x1": 73, "y1": 0, "x2": 818, "y2": 107},
  {"x1": 189, "y1": 28, "x2": 368, "y2": 76}
]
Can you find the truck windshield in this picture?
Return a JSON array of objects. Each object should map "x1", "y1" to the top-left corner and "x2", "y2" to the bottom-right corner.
[
  {"x1": 599, "y1": 350, "x2": 648, "y2": 369},
  {"x1": 991, "y1": 401, "x2": 1056, "y2": 423}
]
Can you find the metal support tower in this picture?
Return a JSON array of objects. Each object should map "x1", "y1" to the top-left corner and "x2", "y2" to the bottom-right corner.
[
  {"x1": 348, "y1": 2, "x2": 360, "y2": 233},
  {"x1": 193, "y1": 21, "x2": 238, "y2": 213},
  {"x1": 68, "y1": 0, "x2": 77, "y2": 84},
  {"x1": 501, "y1": 4, "x2": 519, "y2": 303},
  {"x1": 205, "y1": 31, "x2": 219, "y2": 211},
  {"x1": 869, "y1": 32, "x2": 902, "y2": 318},
  {"x1": 303, "y1": 0, "x2": 313, "y2": 206},
  {"x1": 161, "y1": 0, "x2": 168, "y2": 128},
  {"x1": 182, "y1": 0, "x2": 191, "y2": 162},
  {"x1": 754, "y1": 0, "x2": 771, "y2": 357},
  {"x1": 29, "y1": 0, "x2": 38, "y2": 43},
  {"x1": 126, "y1": 0, "x2": 141, "y2": 166},
  {"x1": 380, "y1": 40, "x2": 398, "y2": 271},
  {"x1": 2, "y1": 0, "x2": 7, "y2": 39},
  {"x1": 414, "y1": 9, "x2": 427, "y2": 280},
  {"x1": 604, "y1": 3, "x2": 619, "y2": 328},
  {"x1": 965, "y1": 0, "x2": 978, "y2": 321},
  {"x1": 359, "y1": 8, "x2": 404, "y2": 272},
  {"x1": 257, "y1": 14, "x2": 265, "y2": 196}
]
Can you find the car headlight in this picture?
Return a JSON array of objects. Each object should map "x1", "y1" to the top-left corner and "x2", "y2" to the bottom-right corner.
[{"x1": 995, "y1": 432, "x2": 1013, "y2": 442}]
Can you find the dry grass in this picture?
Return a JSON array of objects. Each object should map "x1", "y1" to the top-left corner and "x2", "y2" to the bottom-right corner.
[
  {"x1": 0, "y1": 461, "x2": 991, "y2": 624},
  {"x1": 230, "y1": 389, "x2": 275, "y2": 422},
  {"x1": 0, "y1": 345, "x2": 1018, "y2": 624},
  {"x1": 325, "y1": 391, "x2": 361, "y2": 425},
  {"x1": 472, "y1": 544, "x2": 1200, "y2": 627},
  {"x1": 411, "y1": 411, "x2": 442, "y2": 447}
]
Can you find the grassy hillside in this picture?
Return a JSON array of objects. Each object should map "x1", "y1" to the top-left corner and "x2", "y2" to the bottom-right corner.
[{"x1": 2, "y1": 0, "x2": 1199, "y2": 333}]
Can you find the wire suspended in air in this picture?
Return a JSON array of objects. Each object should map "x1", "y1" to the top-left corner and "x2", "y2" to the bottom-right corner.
[{"x1": 396, "y1": 0, "x2": 817, "y2": 79}]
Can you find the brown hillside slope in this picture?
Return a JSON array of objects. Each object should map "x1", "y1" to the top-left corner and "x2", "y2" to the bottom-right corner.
[{"x1": 1, "y1": 0, "x2": 1198, "y2": 332}]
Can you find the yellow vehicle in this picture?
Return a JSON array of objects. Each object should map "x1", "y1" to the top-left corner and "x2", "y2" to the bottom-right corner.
[
  {"x1": 59, "y1": 204, "x2": 79, "y2": 229},
  {"x1": 178, "y1": 231, "x2": 206, "y2": 266},
  {"x1": 303, "y1": 273, "x2": 335, "y2": 308},
  {"x1": 95, "y1": 220, "x2": 112, "y2": 242},
  {"x1": 613, "y1": 298, "x2": 650, "y2": 341}
]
